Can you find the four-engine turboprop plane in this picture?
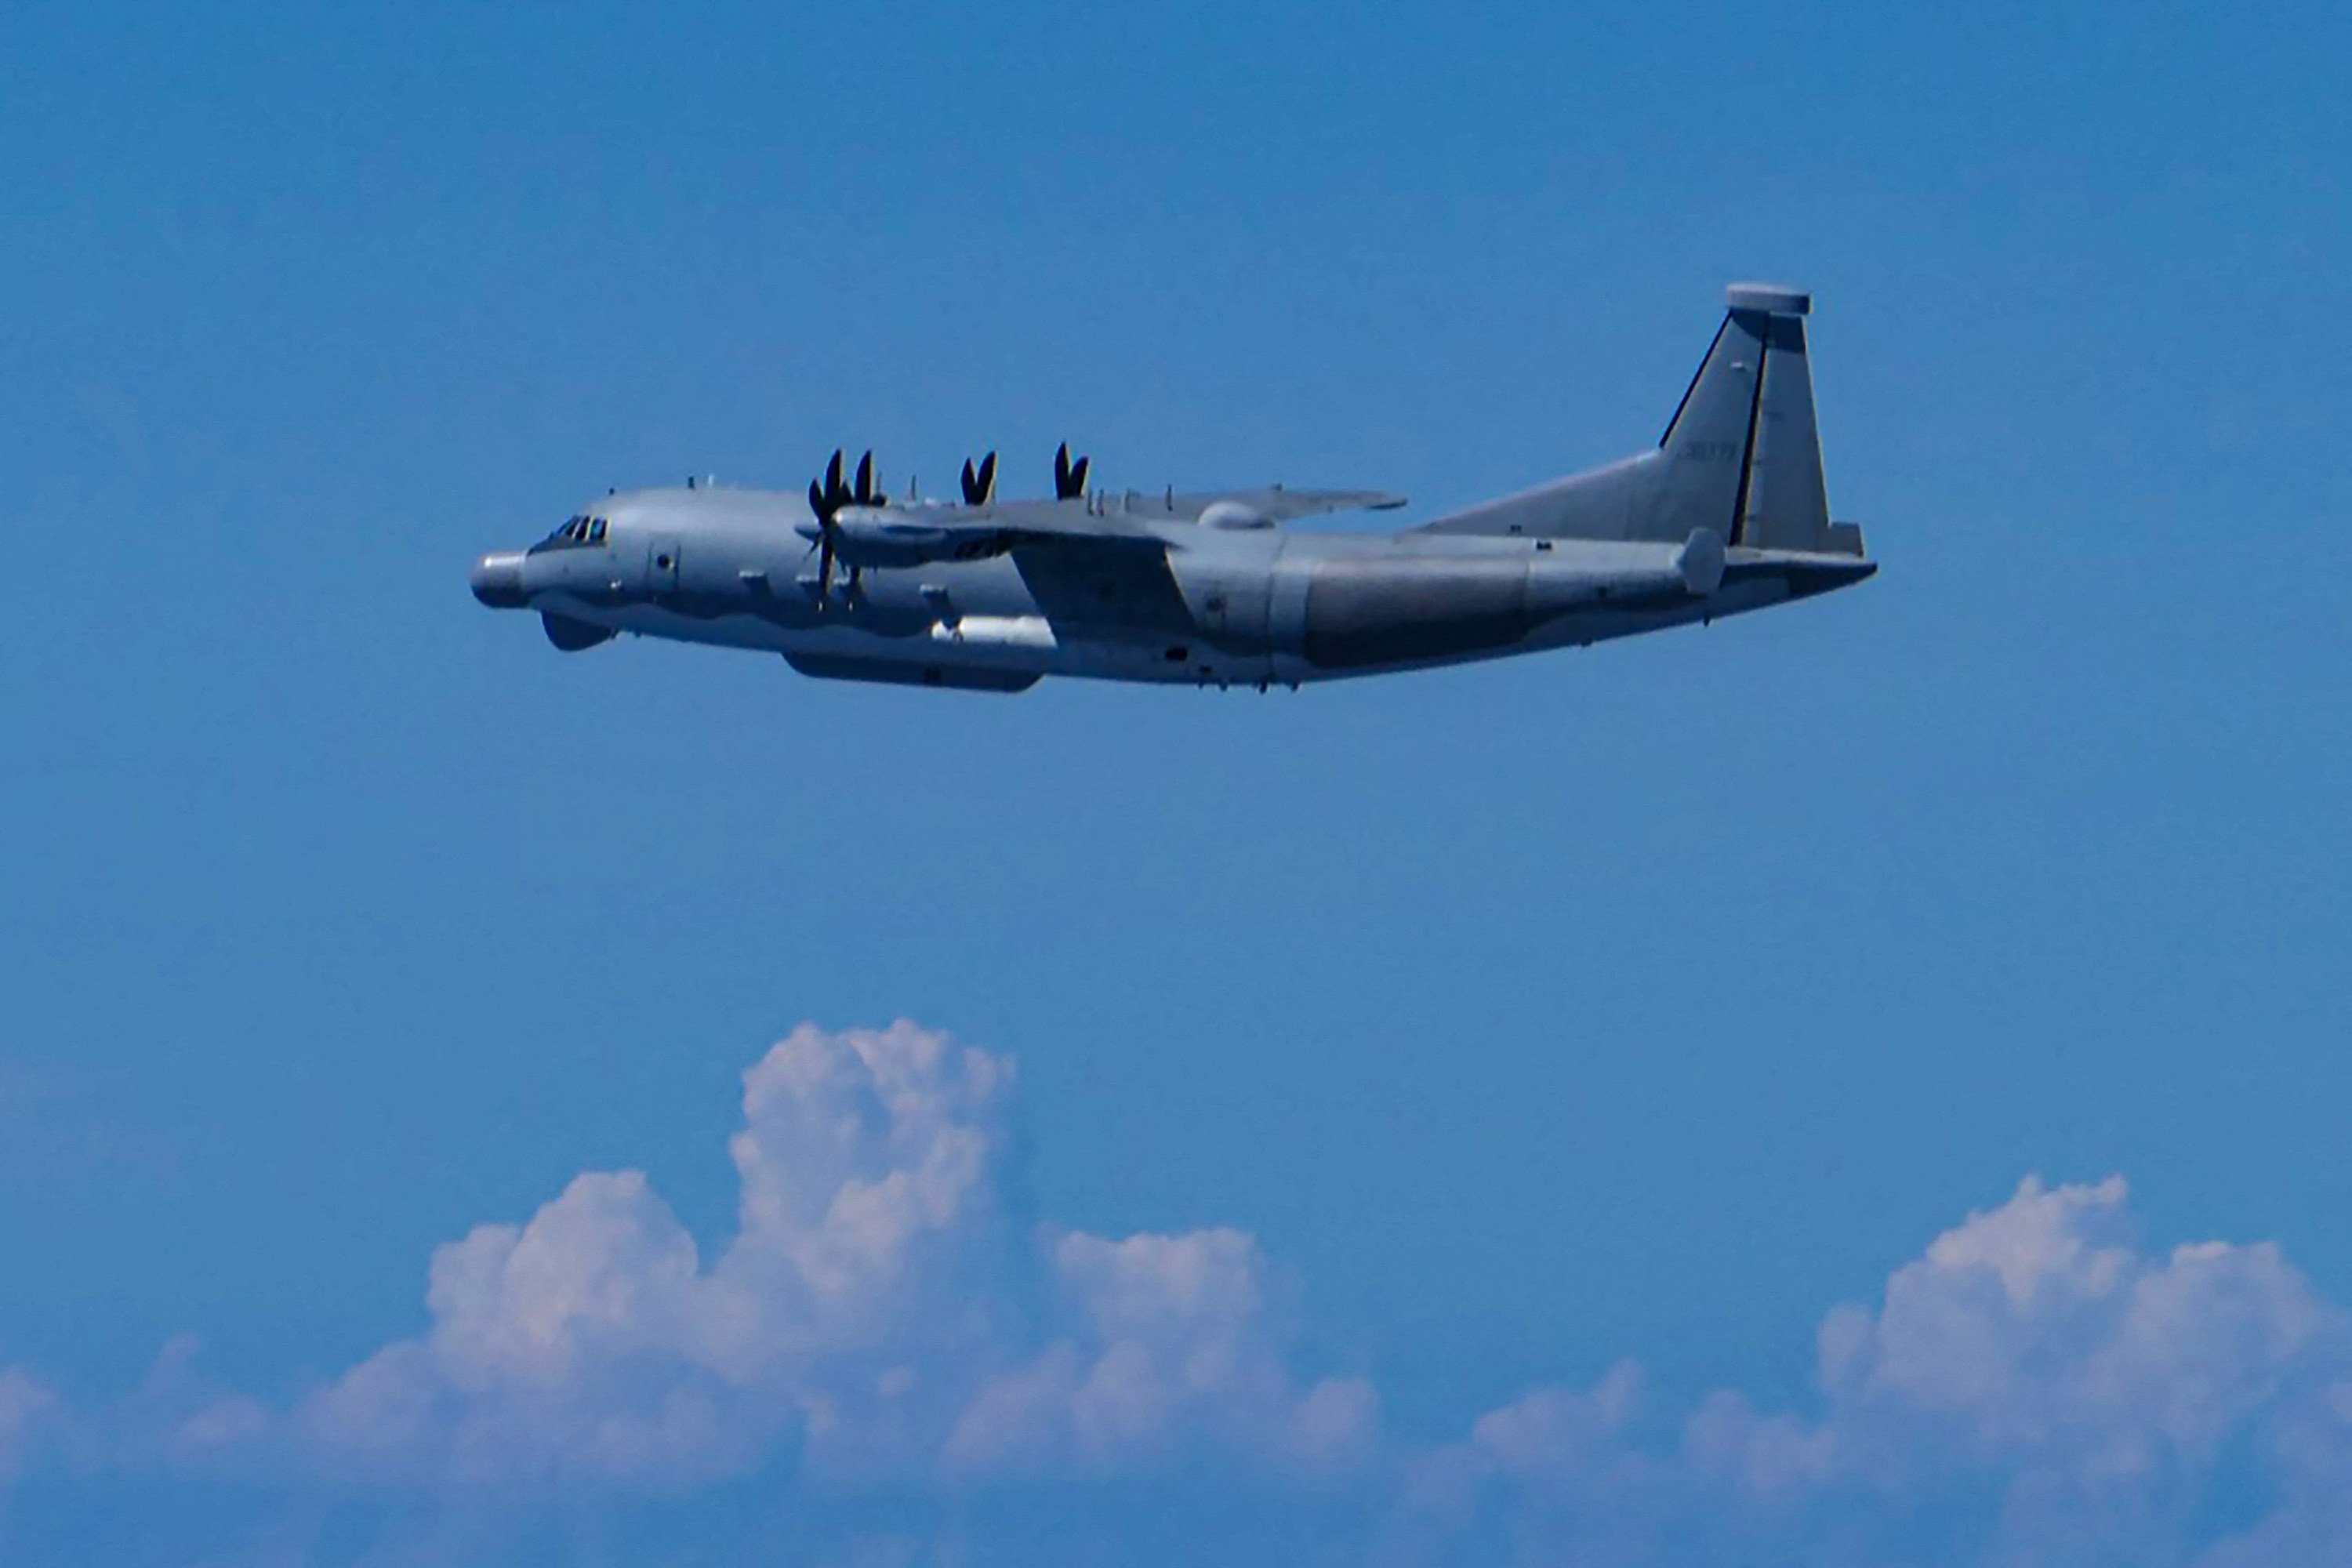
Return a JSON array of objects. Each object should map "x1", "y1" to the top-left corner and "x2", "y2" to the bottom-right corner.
[{"x1": 469, "y1": 284, "x2": 1875, "y2": 691}]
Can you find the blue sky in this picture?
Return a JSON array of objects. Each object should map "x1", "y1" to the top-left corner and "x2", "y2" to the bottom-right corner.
[{"x1": 3, "y1": 0, "x2": 2350, "y2": 1561}]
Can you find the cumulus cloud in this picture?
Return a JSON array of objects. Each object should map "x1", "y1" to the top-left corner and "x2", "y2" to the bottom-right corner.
[
  {"x1": 1682, "y1": 1174, "x2": 2342, "y2": 1507},
  {"x1": 1814, "y1": 1176, "x2": 2332, "y2": 1475},
  {"x1": 1431, "y1": 1175, "x2": 2352, "y2": 1567},
  {"x1": 198, "y1": 1022, "x2": 1374, "y2": 1488},
  {"x1": 946, "y1": 1226, "x2": 1375, "y2": 1477},
  {"x1": 19, "y1": 1024, "x2": 2352, "y2": 1568}
]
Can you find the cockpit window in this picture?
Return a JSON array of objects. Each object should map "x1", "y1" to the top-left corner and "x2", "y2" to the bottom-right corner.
[{"x1": 532, "y1": 514, "x2": 612, "y2": 554}]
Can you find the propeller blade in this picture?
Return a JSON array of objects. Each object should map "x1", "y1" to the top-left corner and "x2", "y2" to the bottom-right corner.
[
  {"x1": 1052, "y1": 444, "x2": 1091, "y2": 500},
  {"x1": 977, "y1": 450, "x2": 996, "y2": 504},
  {"x1": 808, "y1": 451, "x2": 849, "y2": 607},
  {"x1": 853, "y1": 450, "x2": 876, "y2": 506},
  {"x1": 960, "y1": 458, "x2": 980, "y2": 506}
]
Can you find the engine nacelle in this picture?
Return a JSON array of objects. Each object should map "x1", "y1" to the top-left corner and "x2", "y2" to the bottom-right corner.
[{"x1": 800, "y1": 507, "x2": 1014, "y2": 568}]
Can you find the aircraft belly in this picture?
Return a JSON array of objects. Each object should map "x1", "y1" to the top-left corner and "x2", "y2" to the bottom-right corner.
[
  {"x1": 1274, "y1": 550, "x2": 1798, "y2": 680},
  {"x1": 579, "y1": 554, "x2": 1280, "y2": 688},
  {"x1": 784, "y1": 652, "x2": 1040, "y2": 693},
  {"x1": 524, "y1": 531, "x2": 1815, "y2": 689},
  {"x1": 593, "y1": 602, "x2": 800, "y2": 651}
]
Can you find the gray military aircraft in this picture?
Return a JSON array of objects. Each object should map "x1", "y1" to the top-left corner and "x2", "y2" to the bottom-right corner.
[{"x1": 469, "y1": 284, "x2": 1872, "y2": 691}]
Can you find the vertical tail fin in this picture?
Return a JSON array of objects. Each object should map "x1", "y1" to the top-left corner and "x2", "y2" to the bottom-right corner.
[
  {"x1": 1415, "y1": 284, "x2": 1863, "y2": 556},
  {"x1": 1657, "y1": 284, "x2": 1850, "y2": 554}
]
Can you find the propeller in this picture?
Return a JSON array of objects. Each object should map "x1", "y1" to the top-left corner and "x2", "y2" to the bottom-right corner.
[
  {"x1": 960, "y1": 450, "x2": 999, "y2": 506},
  {"x1": 804, "y1": 446, "x2": 885, "y2": 607},
  {"x1": 1052, "y1": 442, "x2": 1091, "y2": 502}
]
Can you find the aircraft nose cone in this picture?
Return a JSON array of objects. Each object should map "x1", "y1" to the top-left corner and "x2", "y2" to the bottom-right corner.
[{"x1": 470, "y1": 551, "x2": 528, "y2": 609}]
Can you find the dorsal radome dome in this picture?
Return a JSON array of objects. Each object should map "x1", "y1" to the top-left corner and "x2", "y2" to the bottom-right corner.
[{"x1": 1200, "y1": 500, "x2": 1275, "y2": 530}]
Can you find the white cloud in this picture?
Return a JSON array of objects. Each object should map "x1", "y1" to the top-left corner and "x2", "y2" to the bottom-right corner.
[
  {"x1": 22, "y1": 1025, "x2": 2352, "y2": 1568},
  {"x1": 1672, "y1": 1174, "x2": 2341, "y2": 1508},
  {"x1": 1432, "y1": 1174, "x2": 2352, "y2": 1567},
  {"x1": 1468, "y1": 1358, "x2": 1643, "y2": 1479},
  {"x1": 946, "y1": 1226, "x2": 1377, "y2": 1476},
  {"x1": 1818, "y1": 1176, "x2": 2334, "y2": 1472},
  {"x1": 199, "y1": 1021, "x2": 1374, "y2": 1488}
]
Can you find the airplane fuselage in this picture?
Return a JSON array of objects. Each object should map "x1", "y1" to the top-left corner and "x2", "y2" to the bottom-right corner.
[
  {"x1": 469, "y1": 285, "x2": 1877, "y2": 689},
  {"x1": 471, "y1": 483, "x2": 1871, "y2": 692}
]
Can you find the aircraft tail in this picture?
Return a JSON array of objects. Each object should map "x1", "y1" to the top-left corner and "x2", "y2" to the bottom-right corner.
[
  {"x1": 1659, "y1": 284, "x2": 1854, "y2": 554},
  {"x1": 1420, "y1": 284, "x2": 1864, "y2": 557}
]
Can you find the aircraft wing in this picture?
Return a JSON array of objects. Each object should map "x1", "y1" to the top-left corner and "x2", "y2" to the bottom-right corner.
[
  {"x1": 1007, "y1": 531, "x2": 1195, "y2": 636},
  {"x1": 1147, "y1": 485, "x2": 1407, "y2": 523},
  {"x1": 943, "y1": 499, "x2": 1167, "y2": 541},
  {"x1": 932, "y1": 486, "x2": 1405, "y2": 528},
  {"x1": 920, "y1": 486, "x2": 1410, "y2": 534},
  {"x1": 810, "y1": 500, "x2": 1161, "y2": 568},
  {"x1": 819, "y1": 485, "x2": 1404, "y2": 559},
  {"x1": 982, "y1": 485, "x2": 1403, "y2": 640},
  {"x1": 816, "y1": 502, "x2": 1185, "y2": 633},
  {"x1": 814, "y1": 485, "x2": 1404, "y2": 599}
]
